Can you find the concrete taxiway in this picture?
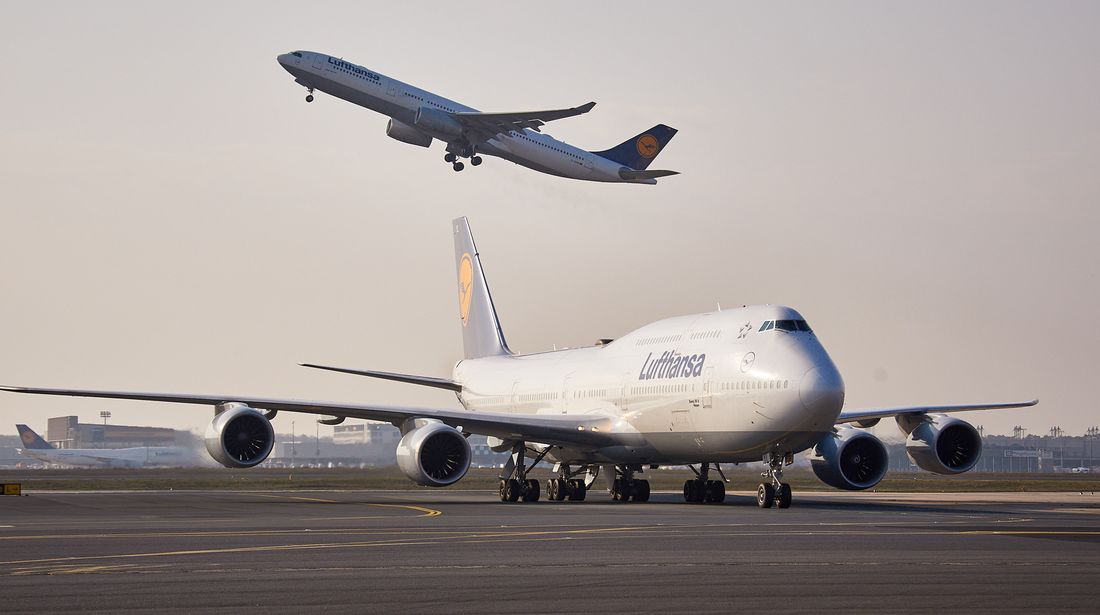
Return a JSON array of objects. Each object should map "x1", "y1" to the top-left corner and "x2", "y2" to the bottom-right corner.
[{"x1": 2, "y1": 490, "x2": 1098, "y2": 613}]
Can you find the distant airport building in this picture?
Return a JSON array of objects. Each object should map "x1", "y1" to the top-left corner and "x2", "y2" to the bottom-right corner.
[{"x1": 46, "y1": 415, "x2": 179, "y2": 449}]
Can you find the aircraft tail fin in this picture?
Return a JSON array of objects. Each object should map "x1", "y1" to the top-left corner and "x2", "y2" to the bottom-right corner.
[
  {"x1": 16, "y1": 424, "x2": 53, "y2": 450},
  {"x1": 453, "y1": 217, "x2": 512, "y2": 360},
  {"x1": 590, "y1": 124, "x2": 677, "y2": 170}
]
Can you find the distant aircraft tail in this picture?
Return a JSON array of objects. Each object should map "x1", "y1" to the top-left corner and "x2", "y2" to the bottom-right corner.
[
  {"x1": 453, "y1": 217, "x2": 512, "y2": 360},
  {"x1": 590, "y1": 124, "x2": 677, "y2": 170},
  {"x1": 16, "y1": 424, "x2": 53, "y2": 450}
]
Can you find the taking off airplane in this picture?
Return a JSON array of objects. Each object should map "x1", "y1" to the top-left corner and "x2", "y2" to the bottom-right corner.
[
  {"x1": 276, "y1": 50, "x2": 679, "y2": 184},
  {"x1": 1, "y1": 218, "x2": 1035, "y2": 508}
]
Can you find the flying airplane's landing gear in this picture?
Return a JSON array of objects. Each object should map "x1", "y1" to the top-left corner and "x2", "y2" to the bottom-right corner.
[
  {"x1": 757, "y1": 450, "x2": 794, "y2": 509},
  {"x1": 452, "y1": 162, "x2": 464, "y2": 172},
  {"x1": 305, "y1": 87, "x2": 315, "y2": 103},
  {"x1": 546, "y1": 463, "x2": 587, "y2": 501},
  {"x1": 498, "y1": 442, "x2": 548, "y2": 503},
  {"x1": 682, "y1": 463, "x2": 726, "y2": 503},
  {"x1": 470, "y1": 155, "x2": 483, "y2": 166},
  {"x1": 444, "y1": 153, "x2": 456, "y2": 163},
  {"x1": 609, "y1": 466, "x2": 650, "y2": 502}
]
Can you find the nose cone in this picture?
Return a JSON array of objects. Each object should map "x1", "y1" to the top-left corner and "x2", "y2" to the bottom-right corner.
[
  {"x1": 800, "y1": 366, "x2": 845, "y2": 419},
  {"x1": 277, "y1": 53, "x2": 292, "y2": 67}
]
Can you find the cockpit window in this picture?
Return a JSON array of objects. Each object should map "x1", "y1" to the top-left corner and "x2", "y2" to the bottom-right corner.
[
  {"x1": 759, "y1": 319, "x2": 812, "y2": 333},
  {"x1": 292, "y1": 51, "x2": 303, "y2": 58}
]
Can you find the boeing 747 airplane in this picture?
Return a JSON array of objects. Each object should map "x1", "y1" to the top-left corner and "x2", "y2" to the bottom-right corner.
[
  {"x1": 14, "y1": 424, "x2": 199, "y2": 468},
  {"x1": 276, "y1": 50, "x2": 679, "y2": 184},
  {"x1": 2, "y1": 218, "x2": 1034, "y2": 508}
]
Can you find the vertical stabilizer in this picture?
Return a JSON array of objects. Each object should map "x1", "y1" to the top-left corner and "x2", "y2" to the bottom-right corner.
[
  {"x1": 453, "y1": 217, "x2": 511, "y2": 359},
  {"x1": 16, "y1": 424, "x2": 53, "y2": 450}
]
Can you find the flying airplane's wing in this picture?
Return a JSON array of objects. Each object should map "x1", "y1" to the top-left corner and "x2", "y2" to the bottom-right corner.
[
  {"x1": 0, "y1": 385, "x2": 618, "y2": 449},
  {"x1": 836, "y1": 399, "x2": 1038, "y2": 425},
  {"x1": 453, "y1": 101, "x2": 595, "y2": 143},
  {"x1": 298, "y1": 363, "x2": 462, "y2": 392}
]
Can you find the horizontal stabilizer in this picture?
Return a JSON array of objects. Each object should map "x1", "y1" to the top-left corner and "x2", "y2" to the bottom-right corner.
[
  {"x1": 299, "y1": 363, "x2": 462, "y2": 392},
  {"x1": 618, "y1": 168, "x2": 680, "y2": 181}
]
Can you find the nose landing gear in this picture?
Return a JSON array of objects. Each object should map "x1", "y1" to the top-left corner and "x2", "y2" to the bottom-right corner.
[
  {"x1": 758, "y1": 450, "x2": 794, "y2": 509},
  {"x1": 304, "y1": 87, "x2": 315, "y2": 103}
]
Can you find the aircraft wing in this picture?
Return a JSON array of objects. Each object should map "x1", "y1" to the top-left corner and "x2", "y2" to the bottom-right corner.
[
  {"x1": 835, "y1": 399, "x2": 1038, "y2": 425},
  {"x1": 454, "y1": 101, "x2": 595, "y2": 143},
  {"x1": 0, "y1": 385, "x2": 618, "y2": 449}
]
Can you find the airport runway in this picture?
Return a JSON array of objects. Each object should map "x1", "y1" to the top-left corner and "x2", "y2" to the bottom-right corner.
[{"x1": 2, "y1": 490, "x2": 1099, "y2": 613}]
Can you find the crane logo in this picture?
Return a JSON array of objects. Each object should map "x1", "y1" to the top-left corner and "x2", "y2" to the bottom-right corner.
[
  {"x1": 21, "y1": 430, "x2": 36, "y2": 446},
  {"x1": 458, "y1": 253, "x2": 474, "y2": 327},
  {"x1": 636, "y1": 134, "x2": 660, "y2": 158}
]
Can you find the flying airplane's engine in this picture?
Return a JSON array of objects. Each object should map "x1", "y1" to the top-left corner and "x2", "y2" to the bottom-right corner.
[
  {"x1": 413, "y1": 106, "x2": 463, "y2": 139},
  {"x1": 898, "y1": 414, "x2": 982, "y2": 474},
  {"x1": 204, "y1": 404, "x2": 275, "y2": 469},
  {"x1": 396, "y1": 421, "x2": 471, "y2": 487},
  {"x1": 811, "y1": 427, "x2": 889, "y2": 490},
  {"x1": 386, "y1": 119, "x2": 433, "y2": 148}
]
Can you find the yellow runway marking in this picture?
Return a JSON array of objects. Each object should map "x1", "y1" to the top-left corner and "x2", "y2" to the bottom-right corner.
[{"x1": 245, "y1": 493, "x2": 443, "y2": 517}]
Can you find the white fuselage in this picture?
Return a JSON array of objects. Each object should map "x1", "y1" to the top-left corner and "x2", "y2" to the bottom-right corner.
[
  {"x1": 276, "y1": 51, "x2": 647, "y2": 183},
  {"x1": 452, "y1": 305, "x2": 845, "y2": 466},
  {"x1": 17, "y1": 446, "x2": 198, "y2": 468}
]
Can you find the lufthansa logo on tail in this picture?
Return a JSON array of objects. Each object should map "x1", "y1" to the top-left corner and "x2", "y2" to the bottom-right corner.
[
  {"x1": 458, "y1": 253, "x2": 474, "y2": 327},
  {"x1": 636, "y1": 134, "x2": 659, "y2": 158},
  {"x1": 21, "y1": 431, "x2": 35, "y2": 445}
]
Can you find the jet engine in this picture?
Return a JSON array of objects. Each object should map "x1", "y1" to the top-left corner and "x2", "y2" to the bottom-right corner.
[
  {"x1": 204, "y1": 404, "x2": 275, "y2": 469},
  {"x1": 386, "y1": 119, "x2": 433, "y2": 148},
  {"x1": 413, "y1": 106, "x2": 463, "y2": 139},
  {"x1": 898, "y1": 414, "x2": 982, "y2": 474},
  {"x1": 396, "y1": 421, "x2": 471, "y2": 487},
  {"x1": 811, "y1": 427, "x2": 889, "y2": 490}
]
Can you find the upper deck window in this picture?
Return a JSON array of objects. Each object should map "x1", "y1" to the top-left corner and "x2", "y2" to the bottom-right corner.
[{"x1": 758, "y1": 319, "x2": 812, "y2": 333}]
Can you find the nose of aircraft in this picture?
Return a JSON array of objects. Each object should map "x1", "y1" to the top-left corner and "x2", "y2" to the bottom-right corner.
[
  {"x1": 799, "y1": 366, "x2": 845, "y2": 419},
  {"x1": 276, "y1": 53, "x2": 292, "y2": 67}
]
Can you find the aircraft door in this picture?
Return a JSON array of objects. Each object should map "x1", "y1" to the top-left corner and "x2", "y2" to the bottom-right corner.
[
  {"x1": 312, "y1": 54, "x2": 326, "y2": 71},
  {"x1": 702, "y1": 367, "x2": 714, "y2": 408}
]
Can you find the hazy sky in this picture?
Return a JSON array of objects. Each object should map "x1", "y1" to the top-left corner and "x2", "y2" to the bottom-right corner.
[{"x1": 1, "y1": 1, "x2": 1097, "y2": 440}]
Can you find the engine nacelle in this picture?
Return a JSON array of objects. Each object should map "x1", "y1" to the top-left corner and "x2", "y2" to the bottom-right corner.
[
  {"x1": 413, "y1": 106, "x2": 463, "y2": 139},
  {"x1": 396, "y1": 421, "x2": 471, "y2": 487},
  {"x1": 204, "y1": 404, "x2": 275, "y2": 468},
  {"x1": 899, "y1": 414, "x2": 982, "y2": 475},
  {"x1": 811, "y1": 427, "x2": 889, "y2": 490},
  {"x1": 386, "y1": 119, "x2": 433, "y2": 148}
]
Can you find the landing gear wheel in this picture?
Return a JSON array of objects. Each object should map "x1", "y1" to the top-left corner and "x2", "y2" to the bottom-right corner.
[
  {"x1": 546, "y1": 478, "x2": 558, "y2": 501},
  {"x1": 705, "y1": 480, "x2": 726, "y2": 504},
  {"x1": 611, "y1": 478, "x2": 632, "y2": 502},
  {"x1": 500, "y1": 479, "x2": 521, "y2": 502},
  {"x1": 776, "y1": 483, "x2": 792, "y2": 509},
  {"x1": 567, "y1": 479, "x2": 586, "y2": 501},
  {"x1": 631, "y1": 479, "x2": 651, "y2": 502},
  {"x1": 521, "y1": 478, "x2": 540, "y2": 502},
  {"x1": 452, "y1": 162, "x2": 464, "y2": 172},
  {"x1": 470, "y1": 155, "x2": 482, "y2": 166},
  {"x1": 683, "y1": 479, "x2": 701, "y2": 503},
  {"x1": 305, "y1": 94, "x2": 314, "y2": 103},
  {"x1": 757, "y1": 483, "x2": 775, "y2": 509},
  {"x1": 444, "y1": 153, "x2": 456, "y2": 163}
]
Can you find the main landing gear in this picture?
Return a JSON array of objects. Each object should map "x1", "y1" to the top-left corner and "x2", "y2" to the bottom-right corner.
[
  {"x1": 443, "y1": 146, "x2": 481, "y2": 172},
  {"x1": 498, "y1": 442, "x2": 549, "y2": 503},
  {"x1": 757, "y1": 450, "x2": 794, "y2": 509},
  {"x1": 682, "y1": 462, "x2": 726, "y2": 504},
  {"x1": 547, "y1": 468, "x2": 587, "y2": 502},
  {"x1": 609, "y1": 465, "x2": 650, "y2": 503}
]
